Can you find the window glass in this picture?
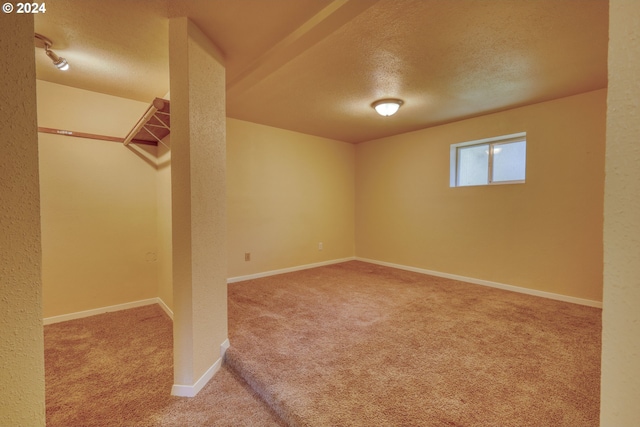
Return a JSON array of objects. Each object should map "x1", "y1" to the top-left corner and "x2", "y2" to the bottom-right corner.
[
  {"x1": 457, "y1": 144, "x2": 489, "y2": 186},
  {"x1": 492, "y1": 140, "x2": 526, "y2": 182}
]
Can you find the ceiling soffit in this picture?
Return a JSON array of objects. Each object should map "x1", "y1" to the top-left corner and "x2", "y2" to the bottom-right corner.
[{"x1": 226, "y1": 0, "x2": 608, "y2": 143}]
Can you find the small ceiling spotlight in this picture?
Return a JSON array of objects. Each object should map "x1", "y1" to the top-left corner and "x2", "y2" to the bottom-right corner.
[
  {"x1": 35, "y1": 33, "x2": 70, "y2": 71},
  {"x1": 372, "y1": 99, "x2": 404, "y2": 117}
]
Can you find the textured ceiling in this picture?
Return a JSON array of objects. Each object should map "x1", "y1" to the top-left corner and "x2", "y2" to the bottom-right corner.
[{"x1": 34, "y1": 0, "x2": 608, "y2": 143}]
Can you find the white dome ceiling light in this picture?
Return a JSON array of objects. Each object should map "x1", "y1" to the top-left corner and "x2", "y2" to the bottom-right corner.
[{"x1": 372, "y1": 99, "x2": 404, "y2": 116}]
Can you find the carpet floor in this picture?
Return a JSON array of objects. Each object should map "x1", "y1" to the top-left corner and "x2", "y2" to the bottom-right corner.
[
  {"x1": 226, "y1": 261, "x2": 601, "y2": 427},
  {"x1": 45, "y1": 260, "x2": 601, "y2": 426},
  {"x1": 45, "y1": 305, "x2": 285, "y2": 427}
]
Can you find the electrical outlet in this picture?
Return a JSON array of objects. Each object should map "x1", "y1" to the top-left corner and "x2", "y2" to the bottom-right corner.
[
  {"x1": 245, "y1": 252, "x2": 251, "y2": 261},
  {"x1": 318, "y1": 242, "x2": 323, "y2": 251}
]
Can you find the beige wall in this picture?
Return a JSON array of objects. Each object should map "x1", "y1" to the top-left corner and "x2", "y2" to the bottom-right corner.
[
  {"x1": 356, "y1": 89, "x2": 606, "y2": 302},
  {"x1": 37, "y1": 80, "x2": 159, "y2": 318},
  {"x1": 0, "y1": 14, "x2": 45, "y2": 426},
  {"x1": 601, "y1": 0, "x2": 640, "y2": 424},
  {"x1": 227, "y1": 118, "x2": 356, "y2": 278},
  {"x1": 37, "y1": 91, "x2": 358, "y2": 318}
]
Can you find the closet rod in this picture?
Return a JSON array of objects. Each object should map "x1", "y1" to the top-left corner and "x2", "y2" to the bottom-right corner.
[
  {"x1": 38, "y1": 127, "x2": 156, "y2": 146},
  {"x1": 38, "y1": 127, "x2": 123, "y2": 143}
]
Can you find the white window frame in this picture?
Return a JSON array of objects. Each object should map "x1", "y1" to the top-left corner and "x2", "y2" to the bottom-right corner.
[{"x1": 449, "y1": 132, "x2": 526, "y2": 187}]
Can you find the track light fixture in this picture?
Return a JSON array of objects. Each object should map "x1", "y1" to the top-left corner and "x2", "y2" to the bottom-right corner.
[{"x1": 35, "y1": 33, "x2": 70, "y2": 71}]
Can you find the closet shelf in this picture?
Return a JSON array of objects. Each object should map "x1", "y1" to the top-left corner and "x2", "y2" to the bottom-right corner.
[{"x1": 124, "y1": 98, "x2": 170, "y2": 146}]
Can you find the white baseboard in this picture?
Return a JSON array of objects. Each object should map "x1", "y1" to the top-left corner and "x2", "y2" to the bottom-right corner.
[
  {"x1": 156, "y1": 297, "x2": 174, "y2": 320},
  {"x1": 221, "y1": 338, "x2": 230, "y2": 358},
  {"x1": 227, "y1": 257, "x2": 356, "y2": 284},
  {"x1": 43, "y1": 297, "x2": 169, "y2": 325},
  {"x1": 171, "y1": 338, "x2": 229, "y2": 397},
  {"x1": 43, "y1": 258, "x2": 355, "y2": 323},
  {"x1": 356, "y1": 257, "x2": 603, "y2": 308}
]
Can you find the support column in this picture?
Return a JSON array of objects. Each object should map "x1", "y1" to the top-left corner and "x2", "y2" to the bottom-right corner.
[
  {"x1": 601, "y1": 0, "x2": 640, "y2": 424},
  {"x1": 0, "y1": 13, "x2": 45, "y2": 426},
  {"x1": 169, "y1": 17, "x2": 228, "y2": 397}
]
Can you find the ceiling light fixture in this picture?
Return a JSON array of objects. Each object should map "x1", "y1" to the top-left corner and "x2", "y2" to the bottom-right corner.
[
  {"x1": 35, "y1": 33, "x2": 70, "y2": 71},
  {"x1": 372, "y1": 99, "x2": 404, "y2": 116}
]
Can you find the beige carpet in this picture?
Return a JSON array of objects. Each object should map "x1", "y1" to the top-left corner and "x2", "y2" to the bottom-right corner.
[
  {"x1": 46, "y1": 260, "x2": 601, "y2": 426},
  {"x1": 45, "y1": 305, "x2": 285, "y2": 427},
  {"x1": 226, "y1": 261, "x2": 601, "y2": 427}
]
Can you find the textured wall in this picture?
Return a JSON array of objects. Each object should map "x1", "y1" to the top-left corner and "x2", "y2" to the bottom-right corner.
[
  {"x1": 227, "y1": 118, "x2": 355, "y2": 278},
  {"x1": 601, "y1": 0, "x2": 640, "y2": 424},
  {"x1": 37, "y1": 81, "x2": 158, "y2": 318},
  {"x1": 356, "y1": 90, "x2": 605, "y2": 302},
  {"x1": 156, "y1": 134, "x2": 173, "y2": 311},
  {"x1": 169, "y1": 17, "x2": 227, "y2": 391},
  {"x1": 0, "y1": 14, "x2": 45, "y2": 426}
]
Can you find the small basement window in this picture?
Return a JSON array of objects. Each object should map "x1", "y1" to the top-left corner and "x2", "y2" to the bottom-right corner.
[{"x1": 450, "y1": 132, "x2": 526, "y2": 187}]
